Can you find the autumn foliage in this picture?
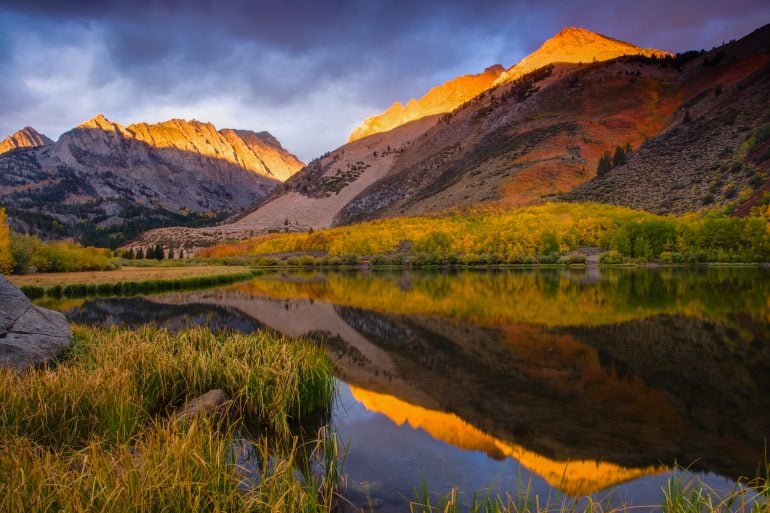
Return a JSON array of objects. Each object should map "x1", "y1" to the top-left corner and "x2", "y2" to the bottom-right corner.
[{"x1": 199, "y1": 203, "x2": 770, "y2": 263}]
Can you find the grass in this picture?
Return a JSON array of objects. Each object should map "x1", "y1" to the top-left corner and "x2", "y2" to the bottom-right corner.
[
  {"x1": 406, "y1": 469, "x2": 770, "y2": 512},
  {"x1": 0, "y1": 417, "x2": 341, "y2": 513},
  {"x1": 7, "y1": 265, "x2": 257, "y2": 299},
  {"x1": 8, "y1": 265, "x2": 253, "y2": 287},
  {"x1": 0, "y1": 325, "x2": 334, "y2": 445},
  {"x1": 0, "y1": 325, "x2": 337, "y2": 512}
]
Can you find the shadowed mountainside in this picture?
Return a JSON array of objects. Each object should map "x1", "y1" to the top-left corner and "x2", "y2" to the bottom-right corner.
[{"x1": 0, "y1": 115, "x2": 303, "y2": 246}]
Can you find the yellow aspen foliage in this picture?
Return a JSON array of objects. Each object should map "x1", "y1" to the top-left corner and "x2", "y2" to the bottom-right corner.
[{"x1": 0, "y1": 208, "x2": 14, "y2": 274}]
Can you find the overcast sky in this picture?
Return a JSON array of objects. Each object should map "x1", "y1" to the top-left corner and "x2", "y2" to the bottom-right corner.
[{"x1": 0, "y1": 0, "x2": 767, "y2": 161}]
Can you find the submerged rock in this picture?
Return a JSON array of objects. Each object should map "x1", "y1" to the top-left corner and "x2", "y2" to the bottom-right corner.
[
  {"x1": 0, "y1": 275, "x2": 72, "y2": 370},
  {"x1": 174, "y1": 389, "x2": 231, "y2": 421}
]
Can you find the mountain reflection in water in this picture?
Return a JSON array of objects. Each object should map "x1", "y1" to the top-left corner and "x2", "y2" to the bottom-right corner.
[{"x1": 45, "y1": 268, "x2": 770, "y2": 508}]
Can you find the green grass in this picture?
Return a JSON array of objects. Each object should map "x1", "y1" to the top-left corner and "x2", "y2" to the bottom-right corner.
[
  {"x1": 407, "y1": 469, "x2": 770, "y2": 513},
  {"x1": 0, "y1": 325, "x2": 337, "y2": 512},
  {"x1": 18, "y1": 270, "x2": 258, "y2": 300}
]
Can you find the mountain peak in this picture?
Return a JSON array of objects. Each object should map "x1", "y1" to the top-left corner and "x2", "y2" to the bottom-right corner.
[
  {"x1": 493, "y1": 27, "x2": 670, "y2": 86},
  {"x1": 0, "y1": 126, "x2": 53, "y2": 154},
  {"x1": 78, "y1": 113, "x2": 120, "y2": 131}
]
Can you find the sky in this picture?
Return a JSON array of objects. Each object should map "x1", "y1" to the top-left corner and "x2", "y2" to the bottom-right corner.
[{"x1": 0, "y1": 1, "x2": 768, "y2": 162}]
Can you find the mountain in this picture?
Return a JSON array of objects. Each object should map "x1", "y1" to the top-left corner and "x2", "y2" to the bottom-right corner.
[
  {"x1": 136, "y1": 25, "x2": 770, "y2": 252},
  {"x1": 492, "y1": 27, "x2": 670, "y2": 87},
  {"x1": 348, "y1": 27, "x2": 669, "y2": 143},
  {"x1": 564, "y1": 25, "x2": 770, "y2": 214},
  {"x1": 0, "y1": 115, "x2": 303, "y2": 246},
  {"x1": 0, "y1": 127, "x2": 53, "y2": 154},
  {"x1": 348, "y1": 65, "x2": 505, "y2": 142}
]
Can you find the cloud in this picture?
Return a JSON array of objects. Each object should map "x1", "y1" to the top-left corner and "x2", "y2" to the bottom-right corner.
[{"x1": 0, "y1": 0, "x2": 767, "y2": 161}]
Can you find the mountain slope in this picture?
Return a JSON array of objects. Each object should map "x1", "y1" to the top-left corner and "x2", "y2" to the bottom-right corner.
[
  {"x1": 137, "y1": 25, "x2": 770, "y2": 252},
  {"x1": 337, "y1": 25, "x2": 769, "y2": 223},
  {"x1": 0, "y1": 115, "x2": 303, "y2": 246},
  {"x1": 348, "y1": 65, "x2": 504, "y2": 142},
  {"x1": 564, "y1": 25, "x2": 770, "y2": 213},
  {"x1": 0, "y1": 127, "x2": 53, "y2": 154},
  {"x1": 348, "y1": 27, "x2": 669, "y2": 143}
]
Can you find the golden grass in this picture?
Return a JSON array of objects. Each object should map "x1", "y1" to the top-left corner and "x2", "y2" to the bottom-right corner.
[
  {"x1": 0, "y1": 325, "x2": 338, "y2": 512},
  {"x1": 7, "y1": 265, "x2": 252, "y2": 288}
]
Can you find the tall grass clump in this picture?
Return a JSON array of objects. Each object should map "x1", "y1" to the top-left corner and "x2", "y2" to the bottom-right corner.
[
  {"x1": 0, "y1": 417, "x2": 340, "y2": 512},
  {"x1": 0, "y1": 325, "x2": 337, "y2": 512},
  {"x1": 0, "y1": 325, "x2": 334, "y2": 448}
]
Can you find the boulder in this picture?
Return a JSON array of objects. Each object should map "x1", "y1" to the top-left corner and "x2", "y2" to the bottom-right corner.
[
  {"x1": 0, "y1": 275, "x2": 72, "y2": 370},
  {"x1": 174, "y1": 389, "x2": 231, "y2": 421}
]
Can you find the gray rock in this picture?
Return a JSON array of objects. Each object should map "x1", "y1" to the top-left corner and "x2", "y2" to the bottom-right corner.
[
  {"x1": 174, "y1": 389, "x2": 231, "y2": 421},
  {"x1": 0, "y1": 275, "x2": 72, "y2": 370}
]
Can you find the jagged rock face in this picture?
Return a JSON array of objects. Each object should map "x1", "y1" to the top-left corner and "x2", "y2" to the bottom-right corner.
[
  {"x1": 348, "y1": 65, "x2": 505, "y2": 142},
  {"x1": 348, "y1": 28, "x2": 669, "y2": 142},
  {"x1": 0, "y1": 276, "x2": 72, "y2": 370},
  {"x1": 492, "y1": 27, "x2": 670, "y2": 86},
  {"x1": 0, "y1": 127, "x2": 53, "y2": 154},
  {"x1": 0, "y1": 115, "x2": 304, "y2": 246}
]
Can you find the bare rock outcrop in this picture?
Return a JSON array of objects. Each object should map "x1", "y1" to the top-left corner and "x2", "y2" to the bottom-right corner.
[{"x1": 0, "y1": 275, "x2": 72, "y2": 370}]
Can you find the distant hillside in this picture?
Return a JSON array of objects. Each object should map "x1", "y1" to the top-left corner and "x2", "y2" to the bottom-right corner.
[{"x1": 0, "y1": 116, "x2": 303, "y2": 247}]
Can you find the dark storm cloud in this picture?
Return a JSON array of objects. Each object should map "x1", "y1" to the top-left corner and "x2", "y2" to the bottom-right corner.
[{"x1": 0, "y1": 0, "x2": 768, "y2": 160}]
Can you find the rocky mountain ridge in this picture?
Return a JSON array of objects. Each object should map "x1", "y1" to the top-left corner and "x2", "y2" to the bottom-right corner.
[
  {"x1": 0, "y1": 116, "x2": 303, "y2": 246},
  {"x1": 0, "y1": 127, "x2": 53, "y2": 154}
]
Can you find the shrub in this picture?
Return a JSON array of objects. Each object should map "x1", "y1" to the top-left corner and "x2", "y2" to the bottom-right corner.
[
  {"x1": 738, "y1": 187, "x2": 754, "y2": 203},
  {"x1": 0, "y1": 208, "x2": 14, "y2": 274},
  {"x1": 255, "y1": 256, "x2": 280, "y2": 266},
  {"x1": 409, "y1": 253, "x2": 442, "y2": 267},
  {"x1": 561, "y1": 253, "x2": 587, "y2": 265},
  {"x1": 537, "y1": 252, "x2": 560, "y2": 264},
  {"x1": 340, "y1": 254, "x2": 360, "y2": 266},
  {"x1": 371, "y1": 254, "x2": 394, "y2": 266},
  {"x1": 297, "y1": 255, "x2": 317, "y2": 267},
  {"x1": 600, "y1": 250, "x2": 625, "y2": 264},
  {"x1": 9, "y1": 234, "x2": 115, "y2": 274},
  {"x1": 414, "y1": 231, "x2": 452, "y2": 254}
]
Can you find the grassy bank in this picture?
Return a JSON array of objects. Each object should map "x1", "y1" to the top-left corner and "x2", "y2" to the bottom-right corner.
[
  {"x1": 407, "y1": 469, "x2": 769, "y2": 512},
  {"x1": 0, "y1": 325, "x2": 337, "y2": 512},
  {"x1": 199, "y1": 203, "x2": 770, "y2": 265},
  {"x1": 7, "y1": 265, "x2": 257, "y2": 299}
]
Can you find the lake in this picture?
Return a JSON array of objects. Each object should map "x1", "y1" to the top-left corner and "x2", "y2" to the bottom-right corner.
[{"x1": 40, "y1": 267, "x2": 770, "y2": 511}]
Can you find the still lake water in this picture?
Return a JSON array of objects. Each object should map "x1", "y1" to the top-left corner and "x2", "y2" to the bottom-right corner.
[{"x1": 41, "y1": 268, "x2": 770, "y2": 510}]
